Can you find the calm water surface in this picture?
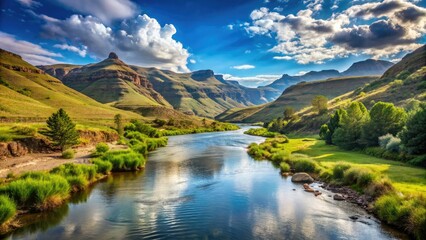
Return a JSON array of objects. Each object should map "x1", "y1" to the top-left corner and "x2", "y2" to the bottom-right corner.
[{"x1": 6, "y1": 126, "x2": 405, "y2": 239}]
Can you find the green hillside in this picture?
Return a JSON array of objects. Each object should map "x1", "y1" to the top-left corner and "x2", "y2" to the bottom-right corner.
[
  {"x1": 217, "y1": 76, "x2": 378, "y2": 122},
  {"x1": 0, "y1": 49, "x2": 141, "y2": 122},
  {"x1": 283, "y1": 45, "x2": 426, "y2": 134}
]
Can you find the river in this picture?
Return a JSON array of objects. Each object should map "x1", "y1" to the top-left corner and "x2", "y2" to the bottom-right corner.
[{"x1": 6, "y1": 126, "x2": 405, "y2": 239}]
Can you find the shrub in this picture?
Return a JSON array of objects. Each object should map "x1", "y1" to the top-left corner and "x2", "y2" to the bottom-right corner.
[
  {"x1": 100, "y1": 150, "x2": 145, "y2": 171},
  {"x1": 132, "y1": 142, "x2": 148, "y2": 155},
  {"x1": 386, "y1": 137, "x2": 401, "y2": 153},
  {"x1": 343, "y1": 168, "x2": 377, "y2": 187},
  {"x1": 279, "y1": 162, "x2": 290, "y2": 172},
  {"x1": 379, "y1": 134, "x2": 393, "y2": 148},
  {"x1": 0, "y1": 195, "x2": 16, "y2": 225},
  {"x1": 271, "y1": 150, "x2": 290, "y2": 163},
  {"x1": 375, "y1": 194, "x2": 402, "y2": 224},
  {"x1": 50, "y1": 163, "x2": 97, "y2": 182},
  {"x1": 332, "y1": 162, "x2": 351, "y2": 180},
  {"x1": 408, "y1": 206, "x2": 426, "y2": 240},
  {"x1": 95, "y1": 142, "x2": 109, "y2": 154},
  {"x1": 12, "y1": 126, "x2": 37, "y2": 136},
  {"x1": 244, "y1": 128, "x2": 280, "y2": 138},
  {"x1": 92, "y1": 159, "x2": 113, "y2": 174},
  {"x1": 62, "y1": 149, "x2": 75, "y2": 159},
  {"x1": 294, "y1": 159, "x2": 319, "y2": 173},
  {"x1": 365, "y1": 178, "x2": 394, "y2": 198},
  {"x1": 408, "y1": 155, "x2": 426, "y2": 167},
  {"x1": 319, "y1": 169, "x2": 333, "y2": 181},
  {"x1": 146, "y1": 137, "x2": 168, "y2": 151},
  {"x1": 65, "y1": 176, "x2": 89, "y2": 191}
]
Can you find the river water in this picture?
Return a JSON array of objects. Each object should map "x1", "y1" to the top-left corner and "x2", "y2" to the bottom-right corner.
[{"x1": 6, "y1": 126, "x2": 405, "y2": 239}]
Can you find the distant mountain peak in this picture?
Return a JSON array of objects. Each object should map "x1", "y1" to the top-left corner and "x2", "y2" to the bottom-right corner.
[
  {"x1": 108, "y1": 52, "x2": 119, "y2": 59},
  {"x1": 191, "y1": 70, "x2": 215, "y2": 81}
]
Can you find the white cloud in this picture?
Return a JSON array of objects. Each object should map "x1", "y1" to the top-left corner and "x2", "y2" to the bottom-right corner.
[
  {"x1": 231, "y1": 64, "x2": 255, "y2": 70},
  {"x1": 227, "y1": 24, "x2": 234, "y2": 30},
  {"x1": 0, "y1": 31, "x2": 61, "y2": 65},
  {"x1": 16, "y1": 0, "x2": 41, "y2": 8},
  {"x1": 273, "y1": 56, "x2": 292, "y2": 60},
  {"x1": 246, "y1": 0, "x2": 426, "y2": 64},
  {"x1": 54, "y1": 0, "x2": 136, "y2": 23},
  {"x1": 53, "y1": 43, "x2": 87, "y2": 57},
  {"x1": 295, "y1": 71, "x2": 308, "y2": 76},
  {"x1": 223, "y1": 74, "x2": 281, "y2": 87},
  {"x1": 42, "y1": 14, "x2": 190, "y2": 72},
  {"x1": 189, "y1": 59, "x2": 196, "y2": 64}
]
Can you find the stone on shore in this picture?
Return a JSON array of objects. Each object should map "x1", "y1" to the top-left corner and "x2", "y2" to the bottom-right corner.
[
  {"x1": 291, "y1": 172, "x2": 314, "y2": 183},
  {"x1": 333, "y1": 194, "x2": 346, "y2": 201}
]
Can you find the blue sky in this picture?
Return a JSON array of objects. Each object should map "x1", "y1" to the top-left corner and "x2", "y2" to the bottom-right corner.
[{"x1": 0, "y1": 0, "x2": 425, "y2": 87}]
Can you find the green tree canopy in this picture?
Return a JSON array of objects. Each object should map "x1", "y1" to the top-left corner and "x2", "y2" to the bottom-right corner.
[
  {"x1": 45, "y1": 109, "x2": 79, "y2": 150},
  {"x1": 362, "y1": 102, "x2": 407, "y2": 146},
  {"x1": 311, "y1": 95, "x2": 328, "y2": 114},
  {"x1": 320, "y1": 108, "x2": 345, "y2": 144},
  {"x1": 400, "y1": 104, "x2": 426, "y2": 155},
  {"x1": 332, "y1": 102, "x2": 370, "y2": 149},
  {"x1": 114, "y1": 114, "x2": 123, "y2": 136}
]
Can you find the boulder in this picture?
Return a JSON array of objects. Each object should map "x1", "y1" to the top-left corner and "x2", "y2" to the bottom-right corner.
[
  {"x1": 333, "y1": 194, "x2": 346, "y2": 201},
  {"x1": 291, "y1": 172, "x2": 314, "y2": 183}
]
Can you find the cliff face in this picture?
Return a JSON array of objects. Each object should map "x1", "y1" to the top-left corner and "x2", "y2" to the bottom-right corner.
[{"x1": 56, "y1": 52, "x2": 170, "y2": 108}]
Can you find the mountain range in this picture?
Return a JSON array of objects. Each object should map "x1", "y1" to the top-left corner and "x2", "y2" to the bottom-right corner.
[{"x1": 259, "y1": 59, "x2": 394, "y2": 93}]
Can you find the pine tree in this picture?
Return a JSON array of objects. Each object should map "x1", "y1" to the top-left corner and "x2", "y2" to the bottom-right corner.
[{"x1": 45, "y1": 109, "x2": 79, "y2": 150}]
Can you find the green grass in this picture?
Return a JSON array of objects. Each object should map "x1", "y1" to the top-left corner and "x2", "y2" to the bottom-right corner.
[
  {"x1": 294, "y1": 139, "x2": 426, "y2": 194},
  {"x1": 244, "y1": 128, "x2": 282, "y2": 138},
  {"x1": 61, "y1": 149, "x2": 75, "y2": 159},
  {"x1": 0, "y1": 195, "x2": 16, "y2": 226}
]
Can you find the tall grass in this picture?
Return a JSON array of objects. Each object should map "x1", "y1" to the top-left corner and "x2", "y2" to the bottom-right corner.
[
  {"x1": 99, "y1": 150, "x2": 145, "y2": 171},
  {"x1": 50, "y1": 164, "x2": 98, "y2": 191},
  {"x1": 0, "y1": 195, "x2": 16, "y2": 226},
  {"x1": 0, "y1": 173, "x2": 70, "y2": 209}
]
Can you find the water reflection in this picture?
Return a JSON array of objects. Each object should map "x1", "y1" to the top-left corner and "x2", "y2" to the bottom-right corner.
[{"x1": 5, "y1": 127, "x2": 406, "y2": 239}]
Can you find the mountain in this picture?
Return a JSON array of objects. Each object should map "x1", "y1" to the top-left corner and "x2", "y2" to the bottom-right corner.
[
  {"x1": 275, "y1": 45, "x2": 425, "y2": 134},
  {"x1": 42, "y1": 52, "x2": 171, "y2": 111},
  {"x1": 260, "y1": 59, "x2": 393, "y2": 93},
  {"x1": 342, "y1": 59, "x2": 394, "y2": 76},
  {"x1": 216, "y1": 76, "x2": 378, "y2": 123},
  {"x1": 42, "y1": 55, "x2": 281, "y2": 118},
  {"x1": 0, "y1": 49, "x2": 140, "y2": 120}
]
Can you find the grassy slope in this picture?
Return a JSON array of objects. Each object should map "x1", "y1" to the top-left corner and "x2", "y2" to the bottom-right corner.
[
  {"x1": 283, "y1": 46, "x2": 426, "y2": 134},
  {"x1": 217, "y1": 76, "x2": 378, "y2": 122},
  {"x1": 285, "y1": 138, "x2": 426, "y2": 194},
  {"x1": 0, "y1": 49, "x2": 141, "y2": 122}
]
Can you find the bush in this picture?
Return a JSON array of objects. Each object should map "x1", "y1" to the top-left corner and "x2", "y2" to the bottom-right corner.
[
  {"x1": 332, "y1": 162, "x2": 351, "y2": 180},
  {"x1": 279, "y1": 162, "x2": 290, "y2": 172},
  {"x1": 65, "y1": 176, "x2": 89, "y2": 191},
  {"x1": 92, "y1": 159, "x2": 113, "y2": 174},
  {"x1": 132, "y1": 142, "x2": 148, "y2": 155},
  {"x1": 244, "y1": 128, "x2": 281, "y2": 138},
  {"x1": 50, "y1": 163, "x2": 97, "y2": 182},
  {"x1": 95, "y1": 142, "x2": 109, "y2": 154},
  {"x1": 271, "y1": 150, "x2": 290, "y2": 163},
  {"x1": 12, "y1": 126, "x2": 37, "y2": 136},
  {"x1": 375, "y1": 194, "x2": 402, "y2": 224},
  {"x1": 343, "y1": 168, "x2": 377, "y2": 187},
  {"x1": 386, "y1": 137, "x2": 401, "y2": 153},
  {"x1": 100, "y1": 150, "x2": 145, "y2": 171},
  {"x1": 319, "y1": 169, "x2": 333, "y2": 181},
  {"x1": 408, "y1": 155, "x2": 426, "y2": 167},
  {"x1": 0, "y1": 195, "x2": 16, "y2": 225},
  {"x1": 365, "y1": 178, "x2": 394, "y2": 198},
  {"x1": 294, "y1": 159, "x2": 319, "y2": 173},
  {"x1": 378, "y1": 134, "x2": 393, "y2": 148},
  {"x1": 62, "y1": 149, "x2": 75, "y2": 159},
  {"x1": 146, "y1": 137, "x2": 168, "y2": 151}
]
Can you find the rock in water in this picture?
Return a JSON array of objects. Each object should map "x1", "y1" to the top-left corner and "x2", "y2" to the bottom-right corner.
[
  {"x1": 108, "y1": 52, "x2": 119, "y2": 59},
  {"x1": 333, "y1": 194, "x2": 346, "y2": 201},
  {"x1": 291, "y1": 172, "x2": 314, "y2": 183}
]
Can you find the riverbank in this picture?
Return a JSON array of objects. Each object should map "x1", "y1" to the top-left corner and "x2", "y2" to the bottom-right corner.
[{"x1": 247, "y1": 135, "x2": 426, "y2": 239}]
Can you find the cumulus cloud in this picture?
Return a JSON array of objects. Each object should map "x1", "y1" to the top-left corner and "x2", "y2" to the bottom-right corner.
[
  {"x1": 0, "y1": 31, "x2": 61, "y2": 65},
  {"x1": 54, "y1": 0, "x2": 136, "y2": 23},
  {"x1": 41, "y1": 14, "x2": 190, "y2": 72},
  {"x1": 246, "y1": 0, "x2": 426, "y2": 64},
  {"x1": 231, "y1": 64, "x2": 256, "y2": 70},
  {"x1": 53, "y1": 43, "x2": 87, "y2": 57},
  {"x1": 189, "y1": 59, "x2": 196, "y2": 64},
  {"x1": 222, "y1": 74, "x2": 281, "y2": 87}
]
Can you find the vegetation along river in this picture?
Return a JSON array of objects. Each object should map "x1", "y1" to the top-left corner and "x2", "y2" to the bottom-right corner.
[{"x1": 6, "y1": 126, "x2": 406, "y2": 239}]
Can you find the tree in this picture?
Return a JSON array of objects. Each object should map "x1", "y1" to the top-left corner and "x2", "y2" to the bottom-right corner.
[
  {"x1": 311, "y1": 95, "x2": 328, "y2": 114},
  {"x1": 45, "y1": 109, "x2": 79, "y2": 150},
  {"x1": 362, "y1": 102, "x2": 407, "y2": 146},
  {"x1": 114, "y1": 114, "x2": 124, "y2": 135},
  {"x1": 320, "y1": 108, "x2": 345, "y2": 144},
  {"x1": 332, "y1": 102, "x2": 370, "y2": 149},
  {"x1": 400, "y1": 104, "x2": 426, "y2": 154},
  {"x1": 283, "y1": 107, "x2": 296, "y2": 121}
]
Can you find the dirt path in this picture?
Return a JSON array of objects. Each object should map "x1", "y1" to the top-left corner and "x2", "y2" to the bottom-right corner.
[{"x1": 0, "y1": 143, "x2": 127, "y2": 178}]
